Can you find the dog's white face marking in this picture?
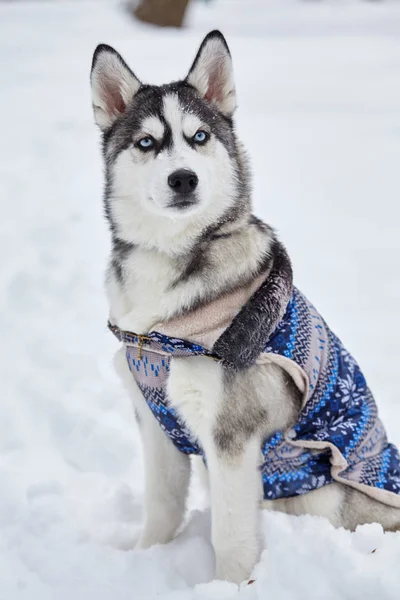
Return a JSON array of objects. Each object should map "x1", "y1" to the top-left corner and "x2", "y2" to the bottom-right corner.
[
  {"x1": 110, "y1": 92, "x2": 238, "y2": 251},
  {"x1": 162, "y1": 94, "x2": 183, "y2": 142},
  {"x1": 140, "y1": 116, "x2": 165, "y2": 141},
  {"x1": 182, "y1": 114, "x2": 203, "y2": 138}
]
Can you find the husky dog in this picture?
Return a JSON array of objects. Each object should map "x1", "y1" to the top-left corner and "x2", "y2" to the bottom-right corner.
[{"x1": 90, "y1": 31, "x2": 400, "y2": 584}]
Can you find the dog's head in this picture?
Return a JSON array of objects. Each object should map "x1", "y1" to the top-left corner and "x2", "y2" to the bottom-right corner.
[{"x1": 91, "y1": 31, "x2": 250, "y2": 253}]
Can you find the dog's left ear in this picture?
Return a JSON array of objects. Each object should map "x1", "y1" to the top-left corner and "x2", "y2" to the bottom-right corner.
[{"x1": 186, "y1": 31, "x2": 236, "y2": 117}]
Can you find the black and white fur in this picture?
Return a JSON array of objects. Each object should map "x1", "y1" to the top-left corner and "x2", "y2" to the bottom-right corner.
[{"x1": 91, "y1": 31, "x2": 400, "y2": 584}]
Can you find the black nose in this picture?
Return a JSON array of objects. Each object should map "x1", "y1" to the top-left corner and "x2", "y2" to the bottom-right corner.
[{"x1": 168, "y1": 169, "x2": 198, "y2": 194}]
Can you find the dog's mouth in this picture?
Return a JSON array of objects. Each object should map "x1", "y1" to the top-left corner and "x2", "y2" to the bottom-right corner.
[
  {"x1": 149, "y1": 193, "x2": 199, "y2": 215},
  {"x1": 167, "y1": 193, "x2": 199, "y2": 211}
]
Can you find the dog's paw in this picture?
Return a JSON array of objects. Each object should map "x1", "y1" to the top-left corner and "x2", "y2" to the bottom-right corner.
[
  {"x1": 134, "y1": 525, "x2": 175, "y2": 550},
  {"x1": 214, "y1": 543, "x2": 259, "y2": 584},
  {"x1": 215, "y1": 555, "x2": 254, "y2": 585}
]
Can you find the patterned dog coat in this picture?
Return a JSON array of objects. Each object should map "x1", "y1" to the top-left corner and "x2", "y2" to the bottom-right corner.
[{"x1": 110, "y1": 286, "x2": 400, "y2": 506}]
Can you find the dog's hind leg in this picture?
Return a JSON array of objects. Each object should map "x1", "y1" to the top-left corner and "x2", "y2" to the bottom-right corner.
[
  {"x1": 263, "y1": 481, "x2": 400, "y2": 533},
  {"x1": 262, "y1": 481, "x2": 345, "y2": 527},
  {"x1": 340, "y1": 487, "x2": 400, "y2": 532},
  {"x1": 114, "y1": 348, "x2": 191, "y2": 549}
]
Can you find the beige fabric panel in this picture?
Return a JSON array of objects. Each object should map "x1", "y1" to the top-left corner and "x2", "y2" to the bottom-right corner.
[{"x1": 154, "y1": 271, "x2": 270, "y2": 350}]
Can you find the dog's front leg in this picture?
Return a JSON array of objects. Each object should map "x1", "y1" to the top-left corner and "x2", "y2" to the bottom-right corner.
[
  {"x1": 167, "y1": 356, "x2": 261, "y2": 584},
  {"x1": 114, "y1": 348, "x2": 191, "y2": 549},
  {"x1": 206, "y1": 436, "x2": 262, "y2": 584},
  {"x1": 135, "y1": 404, "x2": 191, "y2": 549}
]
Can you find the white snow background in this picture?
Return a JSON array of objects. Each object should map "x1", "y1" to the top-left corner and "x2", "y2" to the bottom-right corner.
[{"x1": 1, "y1": 0, "x2": 400, "y2": 598}]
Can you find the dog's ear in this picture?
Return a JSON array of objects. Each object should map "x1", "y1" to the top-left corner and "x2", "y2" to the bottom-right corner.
[
  {"x1": 90, "y1": 44, "x2": 141, "y2": 131},
  {"x1": 186, "y1": 31, "x2": 236, "y2": 117}
]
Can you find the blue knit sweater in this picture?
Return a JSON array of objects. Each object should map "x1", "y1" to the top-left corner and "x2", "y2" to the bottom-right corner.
[{"x1": 110, "y1": 287, "x2": 400, "y2": 505}]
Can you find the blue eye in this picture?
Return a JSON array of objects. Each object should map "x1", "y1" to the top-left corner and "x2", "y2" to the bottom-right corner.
[
  {"x1": 193, "y1": 130, "x2": 208, "y2": 144},
  {"x1": 138, "y1": 137, "x2": 154, "y2": 149}
]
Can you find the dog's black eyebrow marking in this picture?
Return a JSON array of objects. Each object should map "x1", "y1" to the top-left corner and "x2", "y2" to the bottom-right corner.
[{"x1": 155, "y1": 116, "x2": 173, "y2": 154}]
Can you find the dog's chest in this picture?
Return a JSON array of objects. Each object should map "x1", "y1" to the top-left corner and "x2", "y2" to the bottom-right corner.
[{"x1": 108, "y1": 250, "x2": 193, "y2": 333}]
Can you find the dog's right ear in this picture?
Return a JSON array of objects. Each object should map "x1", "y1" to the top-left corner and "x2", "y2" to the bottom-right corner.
[{"x1": 90, "y1": 44, "x2": 141, "y2": 131}]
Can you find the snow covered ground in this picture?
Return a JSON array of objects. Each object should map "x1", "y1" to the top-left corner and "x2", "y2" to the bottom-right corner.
[{"x1": 1, "y1": 0, "x2": 400, "y2": 598}]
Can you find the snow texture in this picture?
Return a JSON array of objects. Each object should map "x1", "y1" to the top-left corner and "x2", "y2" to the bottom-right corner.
[{"x1": 1, "y1": 0, "x2": 400, "y2": 598}]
